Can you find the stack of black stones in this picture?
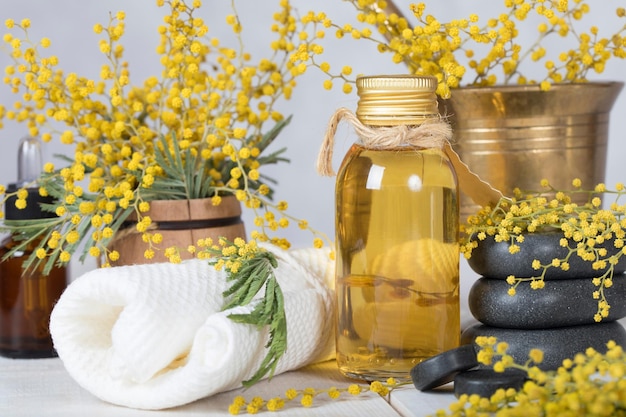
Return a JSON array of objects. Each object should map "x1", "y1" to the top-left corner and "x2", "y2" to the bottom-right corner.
[{"x1": 461, "y1": 232, "x2": 626, "y2": 370}]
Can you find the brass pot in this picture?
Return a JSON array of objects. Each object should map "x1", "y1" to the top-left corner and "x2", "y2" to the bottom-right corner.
[{"x1": 440, "y1": 82, "x2": 624, "y2": 219}]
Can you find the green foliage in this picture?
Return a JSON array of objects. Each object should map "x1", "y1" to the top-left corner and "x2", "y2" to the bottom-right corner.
[
  {"x1": 142, "y1": 116, "x2": 292, "y2": 201},
  {"x1": 218, "y1": 249, "x2": 287, "y2": 387}
]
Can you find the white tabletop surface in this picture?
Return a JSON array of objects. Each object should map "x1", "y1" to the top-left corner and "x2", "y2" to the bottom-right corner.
[{"x1": 0, "y1": 356, "x2": 456, "y2": 417}]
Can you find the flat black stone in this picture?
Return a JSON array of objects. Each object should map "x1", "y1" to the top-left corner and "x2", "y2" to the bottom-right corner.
[
  {"x1": 468, "y1": 275, "x2": 626, "y2": 329},
  {"x1": 454, "y1": 369, "x2": 527, "y2": 398},
  {"x1": 461, "y1": 321, "x2": 626, "y2": 370},
  {"x1": 410, "y1": 344, "x2": 479, "y2": 391},
  {"x1": 467, "y1": 232, "x2": 626, "y2": 279}
]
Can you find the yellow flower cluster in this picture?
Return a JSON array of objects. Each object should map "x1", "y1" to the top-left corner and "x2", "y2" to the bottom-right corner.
[
  {"x1": 436, "y1": 336, "x2": 626, "y2": 417},
  {"x1": 461, "y1": 179, "x2": 626, "y2": 322},
  {"x1": 299, "y1": 0, "x2": 626, "y2": 98},
  {"x1": 0, "y1": 0, "x2": 330, "y2": 272},
  {"x1": 227, "y1": 377, "x2": 402, "y2": 414},
  {"x1": 191, "y1": 236, "x2": 257, "y2": 272}
]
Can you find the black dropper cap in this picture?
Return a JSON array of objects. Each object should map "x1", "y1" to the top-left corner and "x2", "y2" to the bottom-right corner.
[{"x1": 5, "y1": 137, "x2": 55, "y2": 220}]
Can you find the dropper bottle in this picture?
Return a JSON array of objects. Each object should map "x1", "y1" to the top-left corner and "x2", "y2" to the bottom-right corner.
[{"x1": 0, "y1": 137, "x2": 68, "y2": 358}]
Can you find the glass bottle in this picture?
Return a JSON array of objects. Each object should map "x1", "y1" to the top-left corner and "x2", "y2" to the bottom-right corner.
[
  {"x1": 334, "y1": 75, "x2": 460, "y2": 381},
  {"x1": 0, "y1": 137, "x2": 68, "y2": 358}
]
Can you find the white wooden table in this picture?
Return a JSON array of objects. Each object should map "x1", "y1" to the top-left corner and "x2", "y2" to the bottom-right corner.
[{"x1": 0, "y1": 356, "x2": 456, "y2": 417}]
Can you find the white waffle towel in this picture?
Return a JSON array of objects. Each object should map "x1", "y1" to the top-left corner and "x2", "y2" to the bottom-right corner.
[{"x1": 49, "y1": 245, "x2": 335, "y2": 410}]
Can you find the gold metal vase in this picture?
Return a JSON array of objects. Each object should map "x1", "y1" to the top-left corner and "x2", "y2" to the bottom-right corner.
[{"x1": 440, "y1": 82, "x2": 624, "y2": 219}]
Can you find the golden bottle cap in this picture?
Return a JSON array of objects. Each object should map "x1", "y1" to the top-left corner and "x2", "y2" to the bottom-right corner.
[{"x1": 356, "y1": 75, "x2": 439, "y2": 126}]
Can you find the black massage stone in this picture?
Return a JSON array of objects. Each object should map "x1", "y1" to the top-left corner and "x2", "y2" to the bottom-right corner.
[
  {"x1": 410, "y1": 344, "x2": 479, "y2": 391},
  {"x1": 454, "y1": 369, "x2": 527, "y2": 398},
  {"x1": 461, "y1": 321, "x2": 626, "y2": 370},
  {"x1": 468, "y1": 276, "x2": 626, "y2": 329}
]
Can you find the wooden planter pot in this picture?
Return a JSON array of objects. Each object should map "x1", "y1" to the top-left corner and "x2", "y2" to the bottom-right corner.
[{"x1": 108, "y1": 196, "x2": 246, "y2": 266}]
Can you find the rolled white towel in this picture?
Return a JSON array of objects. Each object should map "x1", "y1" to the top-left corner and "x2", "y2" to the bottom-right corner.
[{"x1": 50, "y1": 245, "x2": 335, "y2": 410}]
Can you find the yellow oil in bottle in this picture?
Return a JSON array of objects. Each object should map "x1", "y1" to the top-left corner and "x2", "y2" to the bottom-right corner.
[{"x1": 335, "y1": 144, "x2": 459, "y2": 381}]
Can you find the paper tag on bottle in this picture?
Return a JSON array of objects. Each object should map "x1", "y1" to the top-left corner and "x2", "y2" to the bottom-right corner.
[{"x1": 444, "y1": 142, "x2": 503, "y2": 208}]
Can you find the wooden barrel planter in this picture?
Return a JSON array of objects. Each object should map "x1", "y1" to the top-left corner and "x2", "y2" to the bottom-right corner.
[{"x1": 108, "y1": 196, "x2": 246, "y2": 266}]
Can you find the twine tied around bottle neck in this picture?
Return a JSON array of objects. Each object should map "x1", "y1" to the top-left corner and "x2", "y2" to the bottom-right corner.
[{"x1": 316, "y1": 107, "x2": 453, "y2": 176}]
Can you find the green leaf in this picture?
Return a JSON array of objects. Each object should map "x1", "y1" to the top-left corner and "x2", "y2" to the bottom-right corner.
[
  {"x1": 220, "y1": 250, "x2": 288, "y2": 387},
  {"x1": 223, "y1": 254, "x2": 274, "y2": 309},
  {"x1": 145, "y1": 132, "x2": 227, "y2": 201},
  {"x1": 255, "y1": 115, "x2": 292, "y2": 154},
  {"x1": 241, "y1": 282, "x2": 287, "y2": 387}
]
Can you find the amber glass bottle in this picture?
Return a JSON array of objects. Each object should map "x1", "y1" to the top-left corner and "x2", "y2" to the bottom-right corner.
[
  {"x1": 0, "y1": 137, "x2": 68, "y2": 358},
  {"x1": 334, "y1": 75, "x2": 460, "y2": 381}
]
